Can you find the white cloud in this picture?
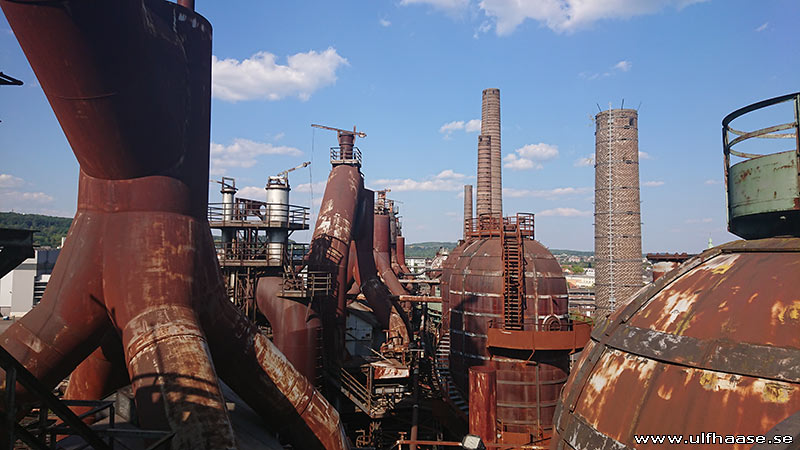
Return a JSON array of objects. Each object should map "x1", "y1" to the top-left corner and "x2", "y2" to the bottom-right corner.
[
  {"x1": 400, "y1": 0, "x2": 469, "y2": 13},
  {"x1": 372, "y1": 169, "x2": 469, "y2": 192},
  {"x1": 479, "y1": 0, "x2": 708, "y2": 35},
  {"x1": 755, "y1": 22, "x2": 768, "y2": 32},
  {"x1": 503, "y1": 154, "x2": 539, "y2": 170},
  {"x1": 581, "y1": 59, "x2": 632, "y2": 80},
  {"x1": 439, "y1": 119, "x2": 481, "y2": 137},
  {"x1": 212, "y1": 48, "x2": 348, "y2": 102},
  {"x1": 643, "y1": 180, "x2": 664, "y2": 187},
  {"x1": 210, "y1": 138, "x2": 302, "y2": 175},
  {"x1": 704, "y1": 179, "x2": 721, "y2": 185},
  {"x1": 614, "y1": 60, "x2": 632, "y2": 72},
  {"x1": 639, "y1": 151, "x2": 652, "y2": 160},
  {"x1": 0, "y1": 174, "x2": 24, "y2": 188},
  {"x1": 273, "y1": 132, "x2": 285, "y2": 141},
  {"x1": 538, "y1": 207, "x2": 591, "y2": 217},
  {"x1": 0, "y1": 191, "x2": 54, "y2": 203},
  {"x1": 504, "y1": 186, "x2": 590, "y2": 199},
  {"x1": 503, "y1": 143, "x2": 559, "y2": 170},
  {"x1": 574, "y1": 154, "x2": 595, "y2": 167},
  {"x1": 685, "y1": 218, "x2": 712, "y2": 224},
  {"x1": 379, "y1": 18, "x2": 392, "y2": 27}
]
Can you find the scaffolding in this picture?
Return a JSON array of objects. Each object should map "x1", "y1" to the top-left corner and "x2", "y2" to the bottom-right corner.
[{"x1": 594, "y1": 108, "x2": 643, "y2": 315}]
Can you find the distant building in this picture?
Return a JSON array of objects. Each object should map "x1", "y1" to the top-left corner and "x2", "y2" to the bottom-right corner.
[
  {"x1": 0, "y1": 248, "x2": 59, "y2": 318},
  {"x1": 405, "y1": 257, "x2": 429, "y2": 274}
]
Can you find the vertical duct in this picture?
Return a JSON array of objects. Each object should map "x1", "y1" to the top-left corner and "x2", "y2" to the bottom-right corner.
[
  {"x1": 476, "y1": 135, "x2": 492, "y2": 217},
  {"x1": 464, "y1": 184, "x2": 473, "y2": 238},
  {"x1": 482, "y1": 88, "x2": 502, "y2": 217},
  {"x1": 594, "y1": 108, "x2": 643, "y2": 316}
]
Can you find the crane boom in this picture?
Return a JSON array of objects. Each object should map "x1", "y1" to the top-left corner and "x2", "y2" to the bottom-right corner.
[
  {"x1": 277, "y1": 161, "x2": 311, "y2": 178},
  {"x1": 311, "y1": 123, "x2": 366, "y2": 138}
]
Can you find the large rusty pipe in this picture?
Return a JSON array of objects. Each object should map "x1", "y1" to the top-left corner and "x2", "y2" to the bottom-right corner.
[
  {"x1": 193, "y1": 240, "x2": 350, "y2": 450},
  {"x1": 396, "y1": 235, "x2": 412, "y2": 275},
  {"x1": 374, "y1": 213, "x2": 408, "y2": 296},
  {"x1": 307, "y1": 162, "x2": 361, "y2": 371},
  {"x1": 63, "y1": 330, "x2": 129, "y2": 422},
  {"x1": 255, "y1": 278, "x2": 322, "y2": 384},
  {"x1": 469, "y1": 365, "x2": 497, "y2": 444},
  {"x1": 353, "y1": 190, "x2": 409, "y2": 343},
  {"x1": 0, "y1": 1, "x2": 352, "y2": 448}
]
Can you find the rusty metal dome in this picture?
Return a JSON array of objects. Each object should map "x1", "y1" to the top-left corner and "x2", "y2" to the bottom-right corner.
[{"x1": 552, "y1": 93, "x2": 800, "y2": 450}]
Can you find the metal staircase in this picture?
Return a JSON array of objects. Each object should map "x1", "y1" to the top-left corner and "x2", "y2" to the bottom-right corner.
[
  {"x1": 501, "y1": 225, "x2": 525, "y2": 330},
  {"x1": 433, "y1": 331, "x2": 468, "y2": 417}
]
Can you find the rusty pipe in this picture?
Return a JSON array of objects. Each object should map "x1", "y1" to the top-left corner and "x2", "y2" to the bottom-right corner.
[
  {"x1": 255, "y1": 277, "x2": 322, "y2": 384},
  {"x1": 396, "y1": 235, "x2": 412, "y2": 275},
  {"x1": 63, "y1": 329, "x2": 129, "y2": 422},
  {"x1": 464, "y1": 184, "x2": 473, "y2": 239},
  {"x1": 193, "y1": 240, "x2": 350, "y2": 450},
  {"x1": 374, "y1": 213, "x2": 408, "y2": 296}
]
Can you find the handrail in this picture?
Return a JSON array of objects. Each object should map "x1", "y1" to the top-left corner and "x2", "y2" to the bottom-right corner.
[
  {"x1": 1, "y1": 344, "x2": 112, "y2": 450},
  {"x1": 465, "y1": 213, "x2": 535, "y2": 239},
  {"x1": 722, "y1": 92, "x2": 800, "y2": 160},
  {"x1": 208, "y1": 202, "x2": 309, "y2": 228},
  {"x1": 330, "y1": 146, "x2": 362, "y2": 166}
]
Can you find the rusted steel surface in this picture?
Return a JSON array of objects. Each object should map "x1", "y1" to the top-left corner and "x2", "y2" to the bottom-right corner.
[
  {"x1": 307, "y1": 159, "x2": 362, "y2": 368},
  {"x1": 198, "y1": 270, "x2": 351, "y2": 450},
  {"x1": 0, "y1": 2, "x2": 352, "y2": 448},
  {"x1": 469, "y1": 365, "x2": 497, "y2": 443},
  {"x1": 486, "y1": 323, "x2": 590, "y2": 352},
  {"x1": 374, "y1": 213, "x2": 408, "y2": 296},
  {"x1": 552, "y1": 238, "x2": 800, "y2": 450},
  {"x1": 444, "y1": 236, "x2": 571, "y2": 436},
  {"x1": 63, "y1": 330, "x2": 129, "y2": 421},
  {"x1": 256, "y1": 277, "x2": 322, "y2": 383},
  {"x1": 396, "y1": 235, "x2": 412, "y2": 275}
]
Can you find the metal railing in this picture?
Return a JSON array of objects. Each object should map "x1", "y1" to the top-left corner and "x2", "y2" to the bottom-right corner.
[
  {"x1": 215, "y1": 242, "x2": 308, "y2": 266},
  {"x1": 281, "y1": 271, "x2": 332, "y2": 298},
  {"x1": 723, "y1": 92, "x2": 799, "y2": 160},
  {"x1": 465, "y1": 213, "x2": 535, "y2": 239},
  {"x1": 208, "y1": 201, "x2": 309, "y2": 229},
  {"x1": 1, "y1": 345, "x2": 174, "y2": 450},
  {"x1": 330, "y1": 146, "x2": 362, "y2": 166}
]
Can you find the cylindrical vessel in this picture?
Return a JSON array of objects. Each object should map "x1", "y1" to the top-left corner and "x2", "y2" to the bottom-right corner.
[
  {"x1": 481, "y1": 88, "x2": 502, "y2": 217},
  {"x1": 469, "y1": 365, "x2": 497, "y2": 444},
  {"x1": 445, "y1": 237, "x2": 570, "y2": 435},
  {"x1": 477, "y1": 135, "x2": 493, "y2": 217},
  {"x1": 594, "y1": 108, "x2": 642, "y2": 316},
  {"x1": 266, "y1": 180, "x2": 290, "y2": 265},
  {"x1": 464, "y1": 184, "x2": 473, "y2": 238}
]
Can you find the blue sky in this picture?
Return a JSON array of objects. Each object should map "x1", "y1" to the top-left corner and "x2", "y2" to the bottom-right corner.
[{"x1": 1, "y1": 0, "x2": 798, "y2": 252}]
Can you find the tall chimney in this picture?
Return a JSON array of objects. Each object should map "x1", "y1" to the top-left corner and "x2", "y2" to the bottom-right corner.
[
  {"x1": 594, "y1": 108, "x2": 643, "y2": 316},
  {"x1": 481, "y1": 88, "x2": 502, "y2": 217},
  {"x1": 476, "y1": 135, "x2": 492, "y2": 217},
  {"x1": 464, "y1": 184, "x2": 473, "y2": 238}
]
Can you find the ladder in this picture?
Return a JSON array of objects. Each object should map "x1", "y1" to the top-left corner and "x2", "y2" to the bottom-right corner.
[
  {"x1": 501, "y1": 224, "x2": 525, "y2": 330},
  {"x1": 433, "y1": 331, "x2": 468, "y2": 417}
]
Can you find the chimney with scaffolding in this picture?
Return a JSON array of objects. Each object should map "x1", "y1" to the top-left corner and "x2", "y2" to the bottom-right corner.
[{"x1": 593, "y1": 107, "x2": 643, "y2": 316}]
